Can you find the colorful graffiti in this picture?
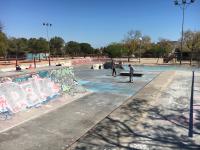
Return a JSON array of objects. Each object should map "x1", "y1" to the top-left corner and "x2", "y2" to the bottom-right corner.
[{"x1": 0, "y1": 67, "x2": 86, "y2": 119}]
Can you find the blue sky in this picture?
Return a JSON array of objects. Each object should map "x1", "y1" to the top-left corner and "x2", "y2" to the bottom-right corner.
[{"x1": 0, "y1": 0, "x2": 199, "y2": 48}]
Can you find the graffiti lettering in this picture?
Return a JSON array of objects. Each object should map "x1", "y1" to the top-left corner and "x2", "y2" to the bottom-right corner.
[{"x1": 0, "y1": 67, "x2": 86, "y2": 118}]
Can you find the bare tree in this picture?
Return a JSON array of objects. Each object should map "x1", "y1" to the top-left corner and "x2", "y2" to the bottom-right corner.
[
  {"x1": 183, "y1": 30, "x2": 196, "y2": 65},
  {"x1": 123, "y1": 30, "x2": 142, "y2": 62}
]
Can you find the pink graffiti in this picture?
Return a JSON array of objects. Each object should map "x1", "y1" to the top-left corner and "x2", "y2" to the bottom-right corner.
[
  {"x1": 0, "y1": 74, "x2": 61, "y2": 113},
  {"x1": 0, "y1": 96, "x2": 8, "y2": 110}
]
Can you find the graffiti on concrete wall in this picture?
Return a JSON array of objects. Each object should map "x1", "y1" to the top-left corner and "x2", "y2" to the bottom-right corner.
[
  {"x1": 49, "y1": 67, "x2": 85, "y2": 95},
  {"x1": 0, "y1": 67, "x2": 86, "y2": 119}
]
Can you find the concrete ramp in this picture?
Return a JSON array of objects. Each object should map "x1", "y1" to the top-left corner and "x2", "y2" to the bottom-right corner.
[
  {"x1": 0, "y1": 92, "x2": 127, "y2": 150},
  {"x1": 0, "y1": 67, "x2": 85, "y2": 114}
]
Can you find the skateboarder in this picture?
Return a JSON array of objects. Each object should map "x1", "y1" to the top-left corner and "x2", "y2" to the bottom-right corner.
[
  {"x1": 112, "y1": 61, "x2": 117, "y2": 77},
  {"x1": 128, "y1": 64, "x2": 134, "y2": 82}
]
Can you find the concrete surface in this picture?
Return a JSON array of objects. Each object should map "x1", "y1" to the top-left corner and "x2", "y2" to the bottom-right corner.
[
  {"x1": 71, "y1": 71, "x2": 200, "y2": 150},
  {"x1": 0, "y1": 67, "x2": 159, "y2": 150},
  {"x1": 0, "y1": 93, "x2": 128, "y2": 150}
]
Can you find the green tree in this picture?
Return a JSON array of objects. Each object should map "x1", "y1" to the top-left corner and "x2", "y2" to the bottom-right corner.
[
  {"x1": 79, "y1": 43, "x2": 94, "y2": 57},
  {"x1": 124, "y1": 30, "x2": 142, "y2": 62},
  {"x1": 0, "y1": 32, "x2": 8, "y2": 61},
  {"x1": 14, "y1": 38, "x2": 28, "y2": 63},
  {"x1": 154, "y1": 44, "x2": 163, "y2": 63},
  {"x1": 7, "y1": 38, "x2": 17, "y2": 55},
  {"x1": 50, "y1": 36, "x2": 65, "y2": 56},
  {"x1": 37, "y1": 38, "x2": 48, "y2": 53},
  {"x1": 183, "y1": 30, "x2": 199, "y2": 65},
  {"x1": 17, "y1": 38, "x2": 28, "y2": 53},
  {"x1": 156, "y1": 39, "x2": 173, "y2": 63},
  {"x1": 65, "y1": 41, "x2": 80, "y2": 58},
  {"x1": 93, "y1": 48, "x2": 101, "y2": 56},
  {"x1": 28, "y1": 38, "x2": 38, "y2": 53},
  {"x1": 144, "y1": 43, "x2": 158, "y2": 58},
  {"x1": 141, "y1": 36, "x2": 152, "y2": 53},
  {"x1": 104, "y1": 43, "x2": 128, "y2": 59},
  {"x1": 28, "y1": 38, "x2": 49, "y2": 60},
  {"x1": 0, "y1": 37, "x2": 27, "y2": 64},
  {"x1": 193, "y1": 32, "x2": 200, "y2": 65}
]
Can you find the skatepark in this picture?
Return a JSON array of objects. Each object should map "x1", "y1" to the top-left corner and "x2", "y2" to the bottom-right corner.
[{"x1": 0, "y1": 61, "x2": 199, "y2": 150}]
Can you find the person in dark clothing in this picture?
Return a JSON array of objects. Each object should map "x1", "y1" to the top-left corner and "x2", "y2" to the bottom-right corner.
[
  {"x1": 112, "y1": 61, "x2": 117, "y2": 77},
  {"x1": 128, "y1": 64, "x2": 134, "y2": 82},
  {"x1": 16, "y1": 65, "x2": 21, "y2": 71}
]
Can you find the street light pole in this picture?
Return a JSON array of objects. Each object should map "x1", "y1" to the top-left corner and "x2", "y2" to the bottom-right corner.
[
  {"x1": 43, "y1": 23, "x2": 52, "y2": 66},
  {"x1": 180, "y1": 4, "x2": 185, "y2": 65},
  {"x1": 174, "y1": 0, "x2": 195, "y2": 65}
]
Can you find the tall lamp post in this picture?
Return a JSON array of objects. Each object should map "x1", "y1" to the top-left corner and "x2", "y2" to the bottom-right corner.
[
  {"x1": 174, "y1": 0, "x2": 195, "y2": 65},
  {"x1": 43, "y1": 22, "x2": 52, "y2": 66}
]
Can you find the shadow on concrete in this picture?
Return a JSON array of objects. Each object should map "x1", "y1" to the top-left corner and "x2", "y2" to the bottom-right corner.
[
  {"x1": 194, "y1": 110, "x2": 200, "y2": 134},
  {"x1": 72, "y1": 98, "x2": 200, "y2": 150}
]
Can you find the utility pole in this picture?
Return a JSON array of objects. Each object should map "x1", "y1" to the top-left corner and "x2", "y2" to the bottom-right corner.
[{"x1": 43, "y1": 23, "x2": 52, "y2": 66}]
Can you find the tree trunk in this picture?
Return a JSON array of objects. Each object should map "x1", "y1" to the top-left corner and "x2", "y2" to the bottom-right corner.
[
  {"x1": 198, "y1": 51, "x2": 200, "y2": 67},
  {"x1": 45, "y1": 52, "x2": 47, "y2": 60},
  {"x1": 190, "y1": 50, "x2": 193, "y2": 66},
  {"x1": 156, "y1": 56, "x2": 159, "y2": 64},
  {"x1": 39, "y1": 53, "x2": 41, "y2": 62},
  {"x1": 4, "y1": 52, "x2": 8, "y2": 64}
]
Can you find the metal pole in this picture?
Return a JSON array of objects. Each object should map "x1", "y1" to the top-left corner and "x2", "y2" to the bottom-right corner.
[
  {"x1": 180, "y1": 4, "x2": 185, "y2": 65},
  {"x1": 174, "y1": 0, "x2": 195, "y2": 64},
  {"x1": 188, "y1": 71, "x2": 194, "y2": 137}
]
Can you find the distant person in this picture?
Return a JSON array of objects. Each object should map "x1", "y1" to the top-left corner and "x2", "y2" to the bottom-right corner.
[
  {"x1": 128, "y1": 64, "x2": 134, "y2": 83},
  {"x1": 112, "y1": 61, "x2": 117, "y2": 77},
  {"x1": 16, "y1": 65, "x2": 21, "y2": 71}
]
